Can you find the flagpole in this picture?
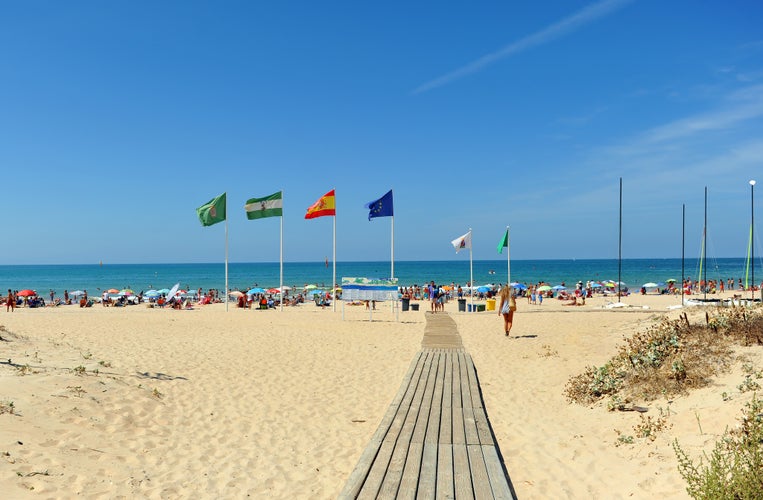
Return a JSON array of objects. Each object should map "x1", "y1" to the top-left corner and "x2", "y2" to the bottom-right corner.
[
  {"x1": 225, "y1": 196, "x2": 229, "y2": 312},
  {"x1": 469, "y1": 228, "x2": 474, "y2": 311},
  {"x1": 391, "y1": 215, "x2": 395, "y2": 280},
  {"x1": 332, "y1": 193, "x2": 337, "y2": 312},
  {"x1": 280, "y1": 191, "x2": 284, "y2": 312}
]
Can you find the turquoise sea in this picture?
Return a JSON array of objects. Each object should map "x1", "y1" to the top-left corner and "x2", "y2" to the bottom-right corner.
[{"x1": 0, "y1": 258, "x2": 755, "y2": 296}]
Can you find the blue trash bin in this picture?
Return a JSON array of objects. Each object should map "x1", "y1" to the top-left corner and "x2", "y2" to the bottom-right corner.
[{"x1": 467, "y1": 304, "x2": 473, "y2": 312}]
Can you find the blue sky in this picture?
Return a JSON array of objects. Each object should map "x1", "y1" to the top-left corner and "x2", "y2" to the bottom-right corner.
[{"x1": 2, "y1": 0, "x2": 762, "y2": 264}]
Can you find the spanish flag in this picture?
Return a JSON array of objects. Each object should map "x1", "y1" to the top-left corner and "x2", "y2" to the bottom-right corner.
[{"x1": 305, "y1": 189, "x2": 336, "y2": 219}]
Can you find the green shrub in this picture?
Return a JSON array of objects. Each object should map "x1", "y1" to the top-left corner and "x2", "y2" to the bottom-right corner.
[{"x1": 673, "y1": 396, "x2": 763, "y2": 499}]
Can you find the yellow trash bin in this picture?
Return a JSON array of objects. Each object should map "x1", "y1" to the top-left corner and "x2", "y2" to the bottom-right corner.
[{"x1": 486, "y1": 298, "x2": 496, "y2": 311}]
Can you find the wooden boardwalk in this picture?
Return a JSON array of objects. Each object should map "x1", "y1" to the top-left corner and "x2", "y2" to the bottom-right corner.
[{"x1": 339, "y1": 313, "x2": 516, "y2": 499}]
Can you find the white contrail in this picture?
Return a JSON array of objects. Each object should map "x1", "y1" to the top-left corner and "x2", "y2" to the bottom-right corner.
[{"x1": 413, "y1": 0, "x2": 634, "y2": 94}]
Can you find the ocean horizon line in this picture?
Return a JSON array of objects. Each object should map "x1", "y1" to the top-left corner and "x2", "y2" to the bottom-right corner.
[{"x1": 0, "y1": 256, "x2": 751, "y2": 267}]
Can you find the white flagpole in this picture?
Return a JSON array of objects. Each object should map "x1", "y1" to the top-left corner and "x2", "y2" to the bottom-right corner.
[
  {"x1": 507, "y1": 226, "x2": 511, "y2": 287},
  {"x1": 332, "y1": 205, "x2": 337, "y2": 312},
  {"x1": 391, "y1": 215, "x2": 395, "y2": 280},
  {"x1": 469, "y1": 228, "x2": 474, "y2": 311},
  {"x1": 391, "y1": 214, "x2": 395, "y2": 314},
  {"x1": 225, "y1": 196, "x2": 229, "y2": 312},
  {"x1": 280, "y1": 191, "x2": 284, "y2": 312}
]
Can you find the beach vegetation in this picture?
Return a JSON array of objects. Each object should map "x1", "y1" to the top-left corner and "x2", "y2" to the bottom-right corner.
[
  {"x1": 673, "y1": 395, "x2": 763, "y2": 500},
  {"x1": 15, "y1": 364, "x2": 33, "y2": 376},
  {"x1": 151, "y1": 388, "x2": 163, "y2": 399},
  {"x1": 614, "y1": 429, "x2": 634, "y2": 446},
  {"x1": 67, "y1": 386, "x2": 85, "y2": 397},
  {"x1": 72, "y1": 365, "x2": 86, "y2": 376},
  {"x1": 565, "y1": 306, "x2": 763, "y2": 405},
  {"x1": 0, "y1": 400, "x2": 15, "y2": 415}
]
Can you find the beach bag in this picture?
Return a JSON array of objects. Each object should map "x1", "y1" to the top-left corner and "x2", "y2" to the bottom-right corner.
[{"x1": 509, "y1": 296, "x2": 517, "y2": 312}]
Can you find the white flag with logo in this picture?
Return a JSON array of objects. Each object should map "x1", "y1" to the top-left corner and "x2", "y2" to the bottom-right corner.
[{"x1": 451, "y1": 231, "x2": 472, "y2": 253}]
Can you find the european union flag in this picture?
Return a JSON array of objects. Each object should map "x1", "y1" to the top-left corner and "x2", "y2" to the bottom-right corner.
[{"x1": 365, "y1": 190, "x2": 394, "y2": 220}]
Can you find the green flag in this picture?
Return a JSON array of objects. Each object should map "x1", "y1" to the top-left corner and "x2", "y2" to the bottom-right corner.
[
  {"x1": 196, "y1": 192, "x2": 227, "y2": 227},
  {"x1": 245, "y1": 191, "x2": 283, "y2": 220},
  {"x1": 497, "y1": 229, "x2": 509, "y2": 254}
]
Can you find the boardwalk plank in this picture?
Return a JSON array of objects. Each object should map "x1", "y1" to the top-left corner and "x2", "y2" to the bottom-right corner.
[
  {"x1": 467, "y1": 444, "x2": 492, "y2": 500},
  {"x1": 458, "y1": 352, "x2": 480, "y2": 446},
  {"x1": 434, "y1": 443, "x2": 454, "y2": 500},
  {"x1": 482, "y1": 445, "x2": 513, "y2": 500},
  {"x1": 465, "y1": 354, "x2": 494, "y2": 446},
  {"x1": 439, "y1": 352, "x2": 452, "y2": 445},
  {"x1": 452, "y1": 444, "x2": 474, "y2": 499},
  {"x1": 451, "y1": 355, "x2": 465, "y2": 446}
]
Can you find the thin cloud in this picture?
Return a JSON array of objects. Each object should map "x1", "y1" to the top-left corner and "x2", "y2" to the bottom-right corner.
[
  {"x1": 413, "y1": 0, "x2": 634, "y2": 94},
  {"x1": 642, "y1": 84, "x2": 763, "y2": 144}
]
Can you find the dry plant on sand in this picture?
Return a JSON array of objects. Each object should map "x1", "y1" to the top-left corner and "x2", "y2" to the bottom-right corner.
[{"x1": 565, "y1": 306, "x2": 763, "y2": 406}]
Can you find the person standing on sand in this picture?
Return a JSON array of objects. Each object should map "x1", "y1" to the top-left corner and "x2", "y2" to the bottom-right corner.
[
  {"x1": 6, "y1": 289, "x2": 15, "y2": 312},
  {"x1": 498, "y1": 285, "x2": 516, "y2": 337}
]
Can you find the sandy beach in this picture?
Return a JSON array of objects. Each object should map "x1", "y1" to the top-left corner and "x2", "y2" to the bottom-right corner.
[{"x1": 1, "y1": 293, "x2": 761, "y2": 498}]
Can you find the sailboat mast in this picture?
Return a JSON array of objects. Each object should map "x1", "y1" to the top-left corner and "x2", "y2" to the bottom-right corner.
[
  {"x1": 618, "y1": 178, "x2": 623, "y2": 302},
  {"x1": 703, "y1": 187, "x2": 707, "y2": 301}
]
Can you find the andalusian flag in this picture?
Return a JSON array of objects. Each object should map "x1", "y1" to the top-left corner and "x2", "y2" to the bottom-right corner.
[
  {"x1": 305, "y1": 189, "x2": 336, "y2": 219},
  {"x1": 245, "y1": 191, "x2": 283, "y2": 220},
  {"x1": 196, "y1": 192, "x2": 227, "y2": 227}
]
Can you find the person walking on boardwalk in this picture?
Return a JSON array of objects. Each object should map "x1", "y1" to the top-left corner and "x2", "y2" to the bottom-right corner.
[{"x1": 498, "y1": 285, "x2": 516, "y2": 337}]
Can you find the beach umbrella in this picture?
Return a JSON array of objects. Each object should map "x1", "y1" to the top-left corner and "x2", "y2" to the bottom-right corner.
[
  {"x1": 157, "y1": 288, "x2": 170, "y2": 295},
  {"x1": 307, "y1": 289, "x2": 324, "y2": 296},
  {"x1": 17, "y1": 289, "x2": 36, "y2": 297},
  {"x1": 591, "y1": 283, "x2": 603, "y2": 288},
  {"x1": 305, "y1": 284, "x2": 318, "y2": 290},
  {"x1": 666, "y1": 278, "x2": 677, "y2": 283},
  {"x1": 642, "y1": 283, "x2": 659, "y2": 288},
  {"x1": 167, "y1": 283, "x2": 180, "y2": 301},
  {"x1": 119, "y1": 288, "x2": 134, "y2": 296},
  {"x1": 107, "y1": 288, "x2": 120, "y2": 294},
  {"x1": 266, "y1": 288, "x2": 280, "y2": 294},
  {"x1": 247, "y1": 287, "x2": 266, "y2": 295},
  {"x1": 476, "y1": 286, "x2": 491, "y2": 293},
  {"x1": 69, "y1": 290, "x2": 85, "y2": 297},
  {"x1": 229, "y1": 290, "x2": 244, "y2": 297},
  {"x1": 511, "y1": 283, "x2": 527, "y2": 290},
  {"x1": 552, "y1": 285, "x2": 566, "y2": 291},
  {"x1": 537, "y1": 285, "x2": 552, "y2": 292},
  {"x1": 145, "y1": 290, "x2": 160, "y2": 298}
]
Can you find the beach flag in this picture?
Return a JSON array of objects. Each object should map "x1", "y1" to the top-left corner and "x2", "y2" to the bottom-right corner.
[
  {"x1": 365, "y1": 190, "x2": 393, "y2": 220},
  {"x1": 245, "y1": 191, "x2": 283, "y2": 220},
  {"x1": 196, "y1": 192, "x2": 227, "y2": 227},
  {"x1": 305, "y1": 189, "x2": 336, "y2": 219},
  {"x1": 497, "y1": 229, "x2": 509, "y2": 253},
  {"x1": 451, "y1": 230, "x2": 472, "y2": 253}
]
